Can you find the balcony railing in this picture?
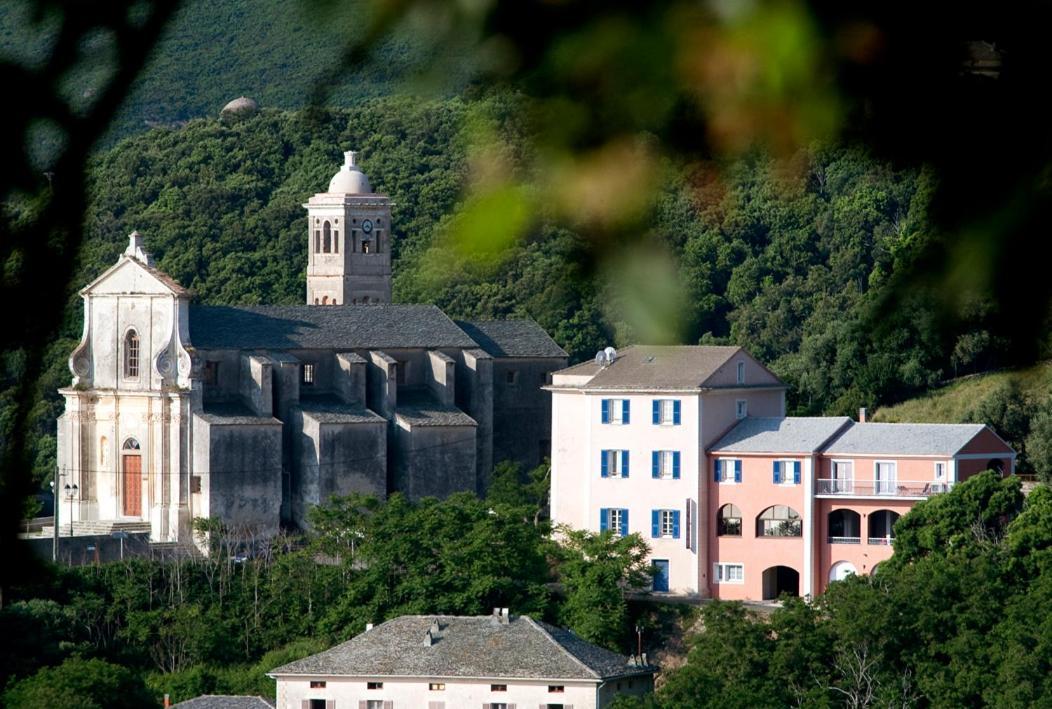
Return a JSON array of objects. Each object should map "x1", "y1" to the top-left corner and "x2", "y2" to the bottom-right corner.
[
  {"x1": 816, "y1": 479, "x2": 953, "y2": 497},
  {"x1": 829, "y1": 536, "x2": 861, "y2": 544},
  {"x1": 868, "y1": 536, "x2": 894, "y2": 545}
]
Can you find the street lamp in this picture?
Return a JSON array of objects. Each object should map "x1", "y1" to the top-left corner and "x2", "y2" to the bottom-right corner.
[{"x1": 63, "y1": 483, "x2": 78, "y2": 538}]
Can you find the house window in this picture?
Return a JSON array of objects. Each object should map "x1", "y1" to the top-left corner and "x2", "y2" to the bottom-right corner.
[
  {"x1": 601, "y1": 449, "x2": 628, "y2": 478},
  {"x1": 602, "y1": 398, "x2": 630, "y2": 424},
  {"x1": 549, "y1": 685, "x2": 565, "y2": 693},
  {"x1": 310, "y1": 700, "x2": 327, "y2": 709},
  {"x1": 773, "y1": 460, "x2": 801, "y2": 485},
  {"x1": 310, "y1": 681, "x2": 326, "y2": 688},
  {"x1": 652, "y1": 399, "x2": 681, "y2": 425},
  {"x1": 124, "y1": 330, "x2": 140, "y2": 378},
  {"x1": 203, "y1": 360, "x2": 219, "y2": 386},
  {"x1": 654, "y1": 509, "x2": 679, "y2": 538},
  {"x1": 737, "y1": 360, "x2": 745, "y2": 384},
  {"x1": 735, "y1": 399, "x2": 747, "y2": 419},
  {"x1": 875, "y1": 461, "x2": 897, "y2": 494},
  {"x1": 757, "y1": 505, "x2": 802, "y2": 537},
  {"x1": 430, "y1": 682, "x2": 445, "y2": 691},
  {"x1": 652, "y1": 450, "x2": 679, "y2": 479},
  {"x1": 714, "y1": 458, "x2": 741, "y2": 483},
  {"x1": 717, "y1": 504, "x2": 742, "y2": 536},
  {"x1": 302, "y1": 363, "x2": 315, "y2": 386},
  {"x1": 367, "y1": 681, "x2": 383, "y2": 689},
  {"x1": 714, "y1": 562, "x2": 745, "y2": 584},
  {"x1": 603, "y1": 508, "x2": 628, "y2": 536},
  {"x1": 505, "y1": 370, "x2": 518, "y2": 386},
  {"x1": 934, "y1": 461, "x2": 946, "y2": 480},
  {"x1": 491, "y1": 684, "x2": 508, "y2": 692}
]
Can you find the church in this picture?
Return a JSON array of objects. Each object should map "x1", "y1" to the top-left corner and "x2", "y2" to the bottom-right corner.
[{"x1": 56, "y1": 151, "x2": 568, "y2": 543}]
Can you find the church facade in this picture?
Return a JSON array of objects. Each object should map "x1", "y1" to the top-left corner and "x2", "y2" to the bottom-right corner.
[{"x1": 56, "y1": 151, "x2": 567, "y2": 543}]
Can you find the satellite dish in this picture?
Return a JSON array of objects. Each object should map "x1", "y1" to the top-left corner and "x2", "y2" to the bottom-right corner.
[{"x1": 604, "y1": 346, "x2": 617, "y2": 361}]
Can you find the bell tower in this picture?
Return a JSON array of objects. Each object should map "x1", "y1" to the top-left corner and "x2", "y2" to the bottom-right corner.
[{"x1": 304, "y1": 150, "x2": 393, "y2": 305}]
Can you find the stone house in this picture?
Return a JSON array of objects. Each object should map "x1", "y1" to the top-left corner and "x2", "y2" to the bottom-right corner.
[{"x1": 267, "y1": 612, "x2": 656, "y2": 709}]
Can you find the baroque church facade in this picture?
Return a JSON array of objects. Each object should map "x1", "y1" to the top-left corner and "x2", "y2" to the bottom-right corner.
[{"x1": 56, "y1": 151, "x2": 567, "y2": 543}]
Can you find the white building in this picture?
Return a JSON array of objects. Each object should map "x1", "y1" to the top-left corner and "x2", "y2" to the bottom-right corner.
[
  {"x1": 268, "y1": 612, "x2": 655, "y2": 709},
  {"x1": 546, "y1": 345, "x2": 786, "y2": 595}
]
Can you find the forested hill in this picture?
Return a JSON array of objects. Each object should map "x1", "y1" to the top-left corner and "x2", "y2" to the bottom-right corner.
[
  {"x1": 0, "y1": 0, "x2": 474, "y2": 144},
  {"x1": 15, "y1": 94, "x2": 1031, "y2": 488}
]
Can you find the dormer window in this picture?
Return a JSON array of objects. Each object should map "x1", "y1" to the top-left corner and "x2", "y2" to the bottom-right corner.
[{"x1": 124, "y1": 330, "x2": 140, "y2": 378}]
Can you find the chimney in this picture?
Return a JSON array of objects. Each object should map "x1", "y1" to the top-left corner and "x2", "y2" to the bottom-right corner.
[
  {"x1": 344, "y1": 150, "x2": 358, "y2": 168},
  {"x1": 858, "y1": 407, "x2": 867, "y2": 423},
  {"x1": 423, "y1": 629, "x2": 435, "y2": 647},
  {"x1": 500, "y1": 607, "x2": 510, "y2": 624},
  {"x1": 430, "y1": 619, "x2": 441, "y2": 635},
  {"x1": 365, "y1": 622, "x2": 374, "y2": 632}
]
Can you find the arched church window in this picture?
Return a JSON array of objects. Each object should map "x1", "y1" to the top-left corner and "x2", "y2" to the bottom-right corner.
[
  {"x1": 124, "y1": 330, "x2": 140, "y2": 378},
  {"x1": 323, "y1": 221, "x2": 331, "y2": 253},
  {"x1": 333, "y1": 230, "x2": 339, "y2": 253},
  {"x1": 122, "y1": 438, "x2": 141, "y2": 450}
]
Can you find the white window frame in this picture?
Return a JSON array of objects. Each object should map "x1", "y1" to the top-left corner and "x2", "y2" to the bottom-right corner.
[
  {"x1": 736, "y1": 360, "x2": 745, "y2": 384},
  {"x1": 302, "y1": 363, "x2": 315, "y2": 386},
  {"x1": 714, "y1": 562, "x2": 745, "y2": 584},
  {"x1": 658, "y1": 450, "x2": 675, "y2": 479},
  {"x1": 609, "y1": 398, "x2": 627, "y2": 424},
  {"x1": 660, "y1": 509, "x2": 675, "y2": 538},
  {"x1": 717, "y1": 458, "x2": 739, "y2": 484},
  {"x1": 934, "y1": 461, "x2": 946, "y2": 480},
  {"x1": 736, "y1": 399, "x2": 747, "y2": 419},
  {"x1": 604, "y1": 449, "x2": 625, "y2": 478},
  {"x1": 777, "y1": 459, "x2": 798, "y2": 486},
  {"x1": 875, "y1": 460, "x2": 897, "y2": 495},
  {"x1": 830, "y1": 459, "x2": 854, "y2": 493},
  {"x1": 608, "y1": 508, "x2": 625, "y2": 536},
  {"x1": 658, "y1": 398, "x2": 675, "y2": 424}
]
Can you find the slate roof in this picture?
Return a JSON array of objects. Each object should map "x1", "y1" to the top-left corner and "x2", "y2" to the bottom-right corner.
[
  {"x1": 711, "y1": 417, "x2": 854, "y2": 454},
  {"x1": 171, "y1": 696, "x2": 273, "y2": 709},
  {"x1": 455, "y1": 320, "x2": 568, "y2": 359},
  {"x1": 823, "y1": 422, "x2": 990, "y2": 456},
  {"x1": 554, "y1": 345, "x2": 784, "y2": 391},
  {"x1": 395, "y1": 391, "x2": 477, "y2": 428},
  {"x1": 189, "y1": 304, "x2": 478, "y2": 350},
  {"x1": 195, "y1": 403, "x2": 281, "y2": 425},
  {"x1": 298, "y1": 396, "x2": 385, "y2": 424},
  {"x1": 269, "y1": 614, "x2": 655, "y2": 681}
]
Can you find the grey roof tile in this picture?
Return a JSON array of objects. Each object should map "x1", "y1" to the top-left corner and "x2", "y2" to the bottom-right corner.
[
  {"x1": 171, "y1": 696, "x2": 273, "y2": 709},
  {"x1": 395, "y1": 391, "x2": 477, "y2": 428},
  {"x1": 824, "y1": 422, "x2": 989, "y2": 456},
  {"x1": 455, "y1": 320, "x2": 568, "y2": 359},
  {"x1": 195, "y1": 403, "x2": 281, "y2": 425},
  {"x1": 298, "y1": 396, "x2": 385, "y2": 424},
  {"x1": 269, "y1": 615, "x2": 655, "y2": 681},
  {"x1": 553, "y1": 345, "x2": 784, "y2": 391},
  {"x1": 189, "y1": 304, "x2": 478, "y2": 350},
  {"x1": 710, "y1": 417, "x2": 854, "y2": 454}
]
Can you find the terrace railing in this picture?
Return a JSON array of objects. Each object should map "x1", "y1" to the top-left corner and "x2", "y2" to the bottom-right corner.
[{"x1": 815, "y1": 479, "x2": 953, "y2": 497}]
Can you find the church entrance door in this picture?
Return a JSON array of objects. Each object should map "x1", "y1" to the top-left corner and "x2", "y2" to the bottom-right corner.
[{"x1": 122, "y1": 454, "x2": 142, "y2": 517}]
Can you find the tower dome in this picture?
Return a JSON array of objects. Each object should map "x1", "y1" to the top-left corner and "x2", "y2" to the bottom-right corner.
[{"x1": 328, "y1": 151, "x2": 372, "y2": 194}]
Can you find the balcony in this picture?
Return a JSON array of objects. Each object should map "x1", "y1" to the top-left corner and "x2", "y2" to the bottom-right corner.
[
  {"x1": 815, "y1": 479, "x2": 953, "y2": 498},
  {"x1": 829, "y1": 536, "x2": 861, "y2": 544},
  {"x1": 867, "y1": 536, "x2": 894, "y2": 545}
]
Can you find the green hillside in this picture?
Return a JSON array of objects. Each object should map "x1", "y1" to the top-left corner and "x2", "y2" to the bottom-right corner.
[
  {"x1": 875, "y1": 361, "x2": 1052, "y2": 424},
  {"x1": 0, "y1": 0, "x2": 474, "y2": 144}
]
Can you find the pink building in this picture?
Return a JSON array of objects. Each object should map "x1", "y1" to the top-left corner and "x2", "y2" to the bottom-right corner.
[{"x1": 548, "y1": 346, "x2": 1017, "y2": 601}]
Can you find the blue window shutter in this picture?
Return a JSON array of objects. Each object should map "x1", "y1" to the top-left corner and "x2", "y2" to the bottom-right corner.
[
  {"x1": 620, "y1": 509, "x2": 629, "y2": 536},
  {"x1": 793, "y1": 461, "x2": 801, "y2": 484},
  {"x1": 651, "y1": 510, "x2": 660, "y2": 538},
  {"x1": 672, "y1": 452, "x2": 681, "y2": 479},
  {"x1": 599, "y1": 508, "x2": 608, "y2": 532},
  {"x1": 673, "y1": 400, "x2": 681, "y2": 425},
  {"x1": 623, "y1": 400, "x2": 630, "y2": 423},
  {"x1": 601, "y1": 399, "x2": 610, "y2": 424},
  {"x1": 734, "y1": 459, "x2": 742, "y2": 483},
  {"x1": 652, "y1": 451, "x2": 660, "y2": 478},
  {"x1": 672, "y1": 510, "x2": 681, "y2": 539},
  {"x1": 773, "y1": 461, "x2": 782, "y2": 484},
  {"x1": 652, "y1": 400, "x2": 660, "y2": 424},
  {"x1": 621, "y1": 451, "x2": 630, "y2": 478},
  {"x1": 600, "y1": 451, "x2": 609, "y2": 478},
  {"x1": 714, "y1": 459, "x2": 721, "y2": 482}
]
